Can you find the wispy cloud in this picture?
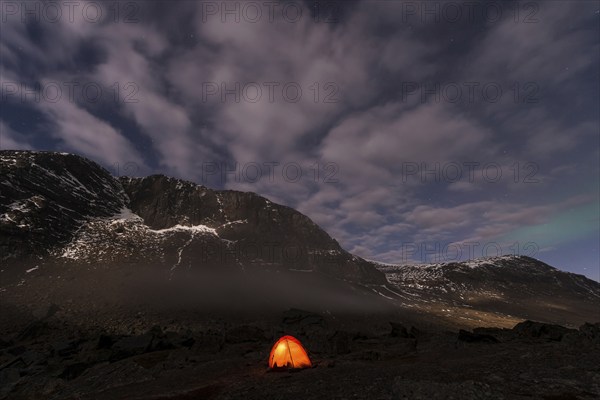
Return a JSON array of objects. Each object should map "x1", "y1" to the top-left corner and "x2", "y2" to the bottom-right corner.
[
  {"x1": 0, "y1": 0, "x2": 597, "y2": 276},
  {"x1": 0, "y1": 120, "x2": 33, "y2": 150}
]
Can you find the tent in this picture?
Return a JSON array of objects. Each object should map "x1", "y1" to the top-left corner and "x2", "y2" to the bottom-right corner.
[{"x1": 269, "y1": 335, "x2": 312, "y2": 370}]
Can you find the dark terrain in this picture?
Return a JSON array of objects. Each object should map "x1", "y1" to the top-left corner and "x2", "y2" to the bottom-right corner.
[{"x1": 1, "y1": 151, "x2": 599, "y2": 399}]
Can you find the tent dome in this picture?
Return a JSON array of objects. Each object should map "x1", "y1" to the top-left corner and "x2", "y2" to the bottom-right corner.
[{"x1": 269, "y1": 335, "x2": 312, "y2": 369}]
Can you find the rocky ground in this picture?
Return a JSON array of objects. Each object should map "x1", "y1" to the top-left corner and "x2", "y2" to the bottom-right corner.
[
  {"x1": 2, "y1": 151, "x2": 599, "y2": 399},
  {"x1": 1, "y1": 305, "x2": 599, "y2": 400}
]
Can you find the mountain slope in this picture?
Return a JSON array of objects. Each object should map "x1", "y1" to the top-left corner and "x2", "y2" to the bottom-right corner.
[
  {"x1": 0, "y1": 151, "x2": 127, "y2": 260},
  {"x1": 0, "y1": 150, "x2": 385, "y2": 285},
  {"x1": 375, "y1": 255, "x2": 600, "y2": 327},
  {"x1": 1, "y1": 151, "x2": 598, "y2": 329}
]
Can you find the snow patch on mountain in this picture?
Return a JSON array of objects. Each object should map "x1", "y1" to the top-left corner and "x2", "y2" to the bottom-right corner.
[
  {"x1": 58, "y1": 211, "x2": 221, "y2": 262},
  {"x1": 462, "y1": 255, "x2": 533, "y2": 268},
  {"x1": 110, "y1": 207, "x2": 142, "y2": 222},
  {"x1": 154, "y1": 224, "x2": 218, "y2": 236}
]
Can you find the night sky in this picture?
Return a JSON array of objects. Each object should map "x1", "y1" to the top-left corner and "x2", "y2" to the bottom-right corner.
[{"x1": 1, "y1": 0, "x2": 599, "y2": 280}]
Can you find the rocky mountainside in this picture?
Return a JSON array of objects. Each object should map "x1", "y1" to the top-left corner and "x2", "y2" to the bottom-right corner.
[
  {"x1": 375, "y1": 255, "x2": 600, "y2": 327},
  {"x1": 0, "y1": 151, "x2": 127, "y2": 260},
  {"x1": 377, "y1": 255, "x2": 598, "y2": 300},
  {"x1": 1, "y1": 151, "x2": 599, "y2": 400},
  {"x1": 0, "y1": 150, "x2": 385, "y2": 285},
  {"x1": 1, "y1": 150, "x2": 598, "y2": 329}
]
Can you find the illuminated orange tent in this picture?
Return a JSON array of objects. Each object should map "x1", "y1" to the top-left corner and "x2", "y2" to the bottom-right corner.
[{"x1": 268, "y1": 335, "x2": 312, "y2": 370}]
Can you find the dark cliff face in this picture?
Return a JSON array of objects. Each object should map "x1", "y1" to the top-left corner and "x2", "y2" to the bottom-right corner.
[
  {"x1": 0, "y1": 151, "x2": 386, "y2": 284},
  {"x1": 118, "y1": 175, "x2": 386, "y2": 284},
  {"x1": 0, "y1": 151, "x2": 127, "y2": 260},
  {"x1": 118, "y1": 175, "x2": 337, "y2": 248}
]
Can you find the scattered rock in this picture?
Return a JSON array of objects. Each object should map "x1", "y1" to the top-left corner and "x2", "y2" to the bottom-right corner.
[
  {"x1": 32, "y1": 303, "x2": 60, "y2": 320},
  {"x1": 58, "y1": 362, "x2": 91, "y2": 380},
  {"x1": 134, "y1": 351, "x2": 170, "y2": 369},
  {"x1": 16, "y1": 320, "x2": 50, "y2": 340},
  {"x1": 20, "y1": 350, "x2": 47, "y2": 366},
  {"x1": 328, "y1": 330, "x2": 351, "y2": 354},
  {"x1": 472, "y1": 327, "x2": 514, "y2": 342},
  {"x1": 74, "y1": 359, "x2": 153, "y2": 393},
  {"x1": 39, "y1": 379, "x2": 66, "y2": 397},
  {"x1": 561, "y1": 332, "x2": 583, "y2": 346},
  {"x1": 195, "y1": 329, "x2": 225, "y2": 352},
  {"x1": 487, "y1": 374, "x2": 504, "y2": 384},
  {"x1": 151, "y1": 334, "x2": 177, "y2": 351},
  {"x1": 148, "y1": 325, "x2": 164, "y2": 337},
  {"x1": 392, "y1": 378, "x2": 504, "y2": 399},
  {"x1": 0, "y1": 367, "x2": 21, "y2": 397},
  {"x1": 408, "y1": 326, "x2": 423, "y2": 339},
  {"x1": 579, "y1": 322, "x2": 600, "y2": 343},
  {"x1": 0, "y1": 367, "x2": 20, "y2": 383},
  {"x1": 180, "y1": 337, "x2": 195, "y2": 348},
  {"x1": 513, "y1": 320, "x2": 576, "y2": 341},
  {"x1": 390, "y1": 322, "x2": 411, "y2": 338},
  {"x1": 225, "y1": 325, "x2": 266, "y2": 344},
  {"x1": 472, "y1": 327, "x2": 508, "y2": 335},
  {"x1": 6, "y1": 345, "x2": 26, "y2": 356},
  {"x1": 97, "y1": 333, "x2": 120, "y2": 349},
  {"x1": 0, "y1": 337, "x2": 13, "y2": 349},
  {"x1": 110, "y1": 334, "x2": 154, "y2": 361},
  {"x1": 348, "y1": 350, "x2": 381, "y2": 361},
  {"x1": 52, "y1": 340, "x2": 79, "y2": 357},
  {"x1": 457, "y1": 329, "x2": 499, "y2": 343}
]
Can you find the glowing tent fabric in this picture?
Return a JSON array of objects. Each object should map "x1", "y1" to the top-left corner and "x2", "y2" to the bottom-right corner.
[{"x1": 269, "y1": 335, "x2": 312, "y2": 369}]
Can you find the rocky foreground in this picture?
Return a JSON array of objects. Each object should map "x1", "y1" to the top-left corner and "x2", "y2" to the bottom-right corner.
[
  {"x1": 1, "y1": 306, "x2": 599, "y2": 400},
  {"x1": 2, "y1": 150, "x2": 599, "y2": 399}
]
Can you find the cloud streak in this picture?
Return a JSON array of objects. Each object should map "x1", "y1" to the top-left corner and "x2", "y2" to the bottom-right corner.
[{"x1": 0, "y1": 0, "x2": 598, "y2": 277}]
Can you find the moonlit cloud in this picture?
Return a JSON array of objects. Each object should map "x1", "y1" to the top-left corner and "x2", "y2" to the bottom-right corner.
[
  {"x1": 0, "y1": 0, "x2": 597, "y2": 278},
  {"x1": 0, "y1": 120, "x2": 33, "y2": 150}
]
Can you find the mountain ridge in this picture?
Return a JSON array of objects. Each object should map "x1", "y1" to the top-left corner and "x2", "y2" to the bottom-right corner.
[
  {"x1": 375, "y1": 255, "x2": 600, "y2": 327},
  {"x1": 0, "y1": 150, "x2": 385, "y2": 284},
  {"x1": 1, "y1": 150, "x2": 599, "y2": 328}
]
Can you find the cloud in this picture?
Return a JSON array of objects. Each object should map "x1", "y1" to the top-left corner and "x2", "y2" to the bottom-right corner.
[
  {"x1": 34, "y1": 81, "x2": 145, "y2": 167},
  {"x1": 404, "y1": 203, "x2": 475, "y2": 230},
  {"x1": 0, "y1": 120, "x2": 33, "y2": 150},
  {"x1": 1, "y1": 1, "x2": 597, "y2": 277},
  {"x1": 462, "y1": 1, "x2": 599, "y2": 159},
  {"x1": 469, "y1": 2, "x2": 597, "y2": 85},
  {"x1": 320, "y1": 101, "x2": 495, "y2": 175}
]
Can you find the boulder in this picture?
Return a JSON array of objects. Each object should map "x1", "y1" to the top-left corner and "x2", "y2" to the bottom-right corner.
[
  {"x1": 195, "y1": 329, "x2": 225, "y2": 352},
  {"x1": 58, "y1": 362, "x2": 91, "y2": 380},
  {"x1": 110, "y1": 334, "x2": 154, "y2": 361},
  {"x1": 457, "y1": 329, "x2": 499, "y2": 344},
  {"x1": 52, "y1": 340, "x2": 79, "y2": 357},
  {"x1": 408, "y1": 326, "x2": 423, "y2": 339},
  {"x1": 512, "y1": 320, "x2": 576, "y2": 341},
  {"x1": 97, "y1": 334, "x2": 120, "y2": 349},
  {"x1": 579, "y1": 322, "x2": 600, "y2": 343},
  {"x1": 390, "y1": 322, "x2": 417, "y2": 338},
  {"x1": 348, "y1": 350, "x2": 381, "y2": 361},
  {"x1": 328, "y1": 330, "x2": 351, "y2": 354},
  {"x1": 473, "y1": 327, "x2": 519, "y2": 343}
]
